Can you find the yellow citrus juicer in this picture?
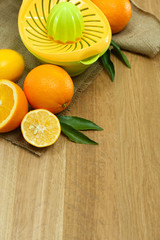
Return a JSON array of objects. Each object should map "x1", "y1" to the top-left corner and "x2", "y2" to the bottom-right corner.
[{"x1": 18, "y1": 0, "x2": 112, "y2": 76}]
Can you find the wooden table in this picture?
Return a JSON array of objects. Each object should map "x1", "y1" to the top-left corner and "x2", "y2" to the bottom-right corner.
[{"x1": 0, "y1": 0, "x2": 160, "y2": 239}]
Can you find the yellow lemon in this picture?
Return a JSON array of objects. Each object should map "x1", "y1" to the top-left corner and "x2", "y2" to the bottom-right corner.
[
  {"x1": 0, "y1": 49, "x2": 25, "y2": 82},
  {"x1": 21, "y1": 109, "x2": 61, "y2": 148}
]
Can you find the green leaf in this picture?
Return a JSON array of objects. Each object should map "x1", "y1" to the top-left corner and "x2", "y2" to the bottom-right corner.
[
  {"x1": 60, "y1": 122, "x2": 98, "y2": 145},
  {"x1": 111, "y1": 40, "x2": 131, "y2": 68},
  {"x1": 101, "y1": 49, "x2": 115, "y2": 82},
  {"x1": 58, "y1": 116, "x2": 103, "y2": 131}
]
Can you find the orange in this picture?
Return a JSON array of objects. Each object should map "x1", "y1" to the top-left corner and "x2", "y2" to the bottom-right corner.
[
  {"x1": 21, "y1": 109, "x2": 61, "y2": 147},
  {"x1": 91, "y1": 0, "x2": 132, "y2": 34},
  {"x1": 23, "y1": 64, "x2": 74, "y2": 114},
  {"x1": 0, "y1": 49, "x2": 25, "y2": 82},
  {"x1": 0, "y1": 79, "x2": 28, "y2": 132}
]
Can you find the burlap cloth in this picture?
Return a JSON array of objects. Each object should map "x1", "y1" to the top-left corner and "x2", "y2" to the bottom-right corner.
[{"x1": 0, "y1": 0, "x2": 160, "y2": 156}]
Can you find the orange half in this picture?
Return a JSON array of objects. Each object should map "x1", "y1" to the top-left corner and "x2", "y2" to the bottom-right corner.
[{"x1": 0, "y1": 79, "x2": 28, "y2": 132}]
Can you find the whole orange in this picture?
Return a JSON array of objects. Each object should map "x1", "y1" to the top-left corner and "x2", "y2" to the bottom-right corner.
[
  {"x1": 91, "y1": 0, "x2": 132, "y2": 34},
  {"x1": 23, "y1": 64, "x2": 74, "y2": 114}
]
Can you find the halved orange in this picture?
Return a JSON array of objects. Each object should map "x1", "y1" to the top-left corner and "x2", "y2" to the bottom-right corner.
[
  {"x1": 21, "y1": 109, "x2": 61, "y2": 148},
  {"x1": 0, "y1": 79, "x2": 28, "y2": 132}
]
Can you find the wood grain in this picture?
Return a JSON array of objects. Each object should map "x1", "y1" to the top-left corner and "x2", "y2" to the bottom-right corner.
[{"x1": 0, "y1": 0, "x2": 160, "y2": 239}]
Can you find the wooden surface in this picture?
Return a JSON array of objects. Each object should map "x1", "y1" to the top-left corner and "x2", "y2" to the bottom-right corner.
[{"x1": 0, "y1": 0, "x2": 160, "y2": 239}]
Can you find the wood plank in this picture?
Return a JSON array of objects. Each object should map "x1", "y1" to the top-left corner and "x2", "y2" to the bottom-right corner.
[{"x1": 0, "y1": 138, "x2": 66, "y2": 240}]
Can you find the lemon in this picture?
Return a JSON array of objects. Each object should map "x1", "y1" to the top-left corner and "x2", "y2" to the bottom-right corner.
[
  {"x1": 0, "y1": 49, "x2": 25, "y2": 82},
  {"x1": 21, "y1": 109, "x2": 61, "y2": 148}
]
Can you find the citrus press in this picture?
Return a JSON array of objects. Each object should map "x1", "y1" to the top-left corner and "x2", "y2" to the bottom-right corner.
[{"x1": 18, "y1": 0, "x2": 111, "y2": 76}]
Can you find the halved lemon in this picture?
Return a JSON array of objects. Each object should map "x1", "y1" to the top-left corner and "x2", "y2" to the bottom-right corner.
[
  {"x1": 0, "y1": 79, "x2": 28, "y2": 132},
  {"x1": 21, "y1": 109, "x2": 61, "y2": 148}
]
